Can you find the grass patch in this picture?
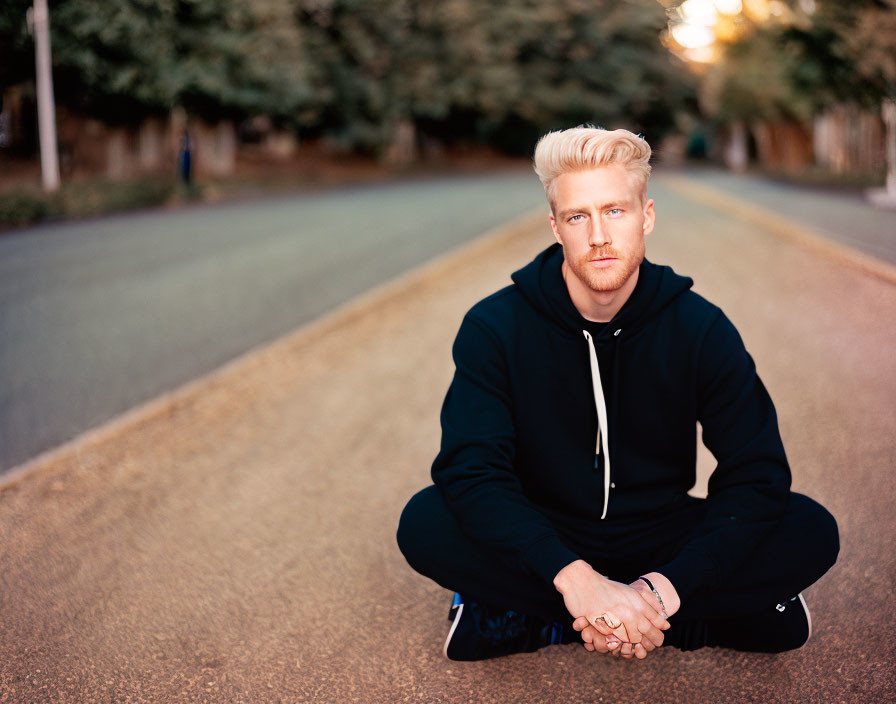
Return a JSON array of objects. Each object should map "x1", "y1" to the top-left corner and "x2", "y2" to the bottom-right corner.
[
  {"x1": 0, "y1": 188, "x2": 61, "y2": 228},
  {"x1": 0, "y1": 178, "x2": 189, "y2": 231},
  {"x1": 759, "y1": 166, "x2": 886, "y2": 191}
]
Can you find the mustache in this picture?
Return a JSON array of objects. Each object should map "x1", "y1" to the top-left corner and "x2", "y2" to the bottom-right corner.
[{"x1": 584, "y1": 247, "x2": 621, "y2": 260}]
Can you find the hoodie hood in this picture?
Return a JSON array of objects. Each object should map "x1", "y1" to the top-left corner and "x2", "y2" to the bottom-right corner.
[{"x1": 511, "y1": 243, "x2": 694, "y2": 339}]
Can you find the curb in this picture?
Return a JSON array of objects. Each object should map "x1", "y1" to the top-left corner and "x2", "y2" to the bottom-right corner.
[
  {"x1": 0, "y1": 209, "x2": 547, "y2": 492},
  {"x1": 661, "y1": 174, "x2": 896, "y2": 286}
]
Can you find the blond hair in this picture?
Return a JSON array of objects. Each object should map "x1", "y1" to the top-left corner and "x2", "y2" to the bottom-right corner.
[{"x1": 533, "y1": 126, "x2": 652, "y2": 209}]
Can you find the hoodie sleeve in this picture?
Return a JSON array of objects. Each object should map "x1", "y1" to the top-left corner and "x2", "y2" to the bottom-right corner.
[
  {"x1": 431, "y1": 312, "x2": 582, "y2": 585},
  {"x1": 654, "y1": 311, "x2": 791, "y2": 603}
]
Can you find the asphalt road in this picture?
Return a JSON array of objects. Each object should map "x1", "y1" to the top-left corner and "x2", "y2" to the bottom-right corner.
[
  {"x1": 1, "y1": 171, "x2": 893, "y2": 702},
  {"x1": 0, "y1": 170, "x2": 544, "y2": 474},
  {"x1": 677, "y1": 167, "x2": 896, "y2": 266}
]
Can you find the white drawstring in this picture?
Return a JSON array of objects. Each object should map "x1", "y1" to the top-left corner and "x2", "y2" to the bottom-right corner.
[{"x1": 582, "y1": 331, "x2": 611, "y2": 519}]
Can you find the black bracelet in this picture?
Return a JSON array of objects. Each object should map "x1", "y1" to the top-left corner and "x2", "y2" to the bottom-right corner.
[{"x1": 639, "y1": 576, "x2": 667, "y2": 617}]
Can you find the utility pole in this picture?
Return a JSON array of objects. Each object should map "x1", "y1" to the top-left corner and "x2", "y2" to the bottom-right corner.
[{"x1": 29, "y1": 0, "x2": 60, "y2": 192}]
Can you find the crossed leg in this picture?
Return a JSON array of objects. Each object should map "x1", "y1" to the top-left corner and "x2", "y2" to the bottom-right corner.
[{"x1": 397, "y1": 485, "x2": 839, "y2": 653}]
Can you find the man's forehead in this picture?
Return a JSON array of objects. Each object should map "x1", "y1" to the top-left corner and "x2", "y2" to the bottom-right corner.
[
  {"x1": 553, "y1": 168, "x2": 646, "y2": 205},
  {"x1": 556, "y1": 165, "x2": 641, "y2": 187}
]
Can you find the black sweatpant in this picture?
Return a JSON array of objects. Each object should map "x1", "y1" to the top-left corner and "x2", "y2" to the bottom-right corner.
[{"x1": 397, "y1": 486, "x2": 838, "y2": 649}]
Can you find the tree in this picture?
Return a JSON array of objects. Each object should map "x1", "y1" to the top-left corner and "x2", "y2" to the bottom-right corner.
[
  {"x1": 702, "y1": 0, "x2": 895, "y2": 124},
  {"x1": 0, "y1": 1, "x2": 35, "y2": 92},
  {"x1": 296, "y1": 0, "x2": 695, "y2": 155},
  {"x1": 4, "y1": 0, "x2": 696, "y2": 158},
  {"x1": 3, "y1": 0, "x2": 320, "y2": 125}
]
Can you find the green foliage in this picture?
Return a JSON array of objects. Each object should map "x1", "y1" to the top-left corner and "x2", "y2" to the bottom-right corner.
[
  {"x1": 63, "y1": 178, "x2": 176, "y2": 216},
  {"x1": 0, "y1": 1, "x2": 36, "y2": 90},
  {"x1": 844, "y1": 0, "x2": 896, "y2": 98},
  {"x1": 0, "y1": 178, "x2": 179, "y2": 230},
  {"x1": 3, "y1": 0, "x2": 696, "y2": 155},
  {"x1": 31, "y1": 0, "x2": 319, "y2": 123},
  {"x1": 0, "y1": 187, "x2": 57, "y2": 228},
  {"x1": 49, "y1": 0, "x2": 179, "y2": 120},
  {"x1": 296, "y1": 0, "x2": 695, "y2": 153},
  {"x1": 169, "y1": 0, "x2": 321, "y2": 123},
  {"x1": 703, "y1": 0, "x2": 895, "y2": 124},
  {"x1": 704, "y1": 26, "x2": 812, "y2": 123}
]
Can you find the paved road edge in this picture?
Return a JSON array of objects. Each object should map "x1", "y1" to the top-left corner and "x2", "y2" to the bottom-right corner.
[
  {"x1": 0, "y1": 209, "x2": 547, "y2": 492},
  {"x1": 662, "y1": 173, "x2": 896, "y2": 286}
]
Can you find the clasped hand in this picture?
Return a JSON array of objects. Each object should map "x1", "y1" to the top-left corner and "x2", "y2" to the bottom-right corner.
[{"x1": 553, "y1": 560, "x2": 674, "y2": 661}]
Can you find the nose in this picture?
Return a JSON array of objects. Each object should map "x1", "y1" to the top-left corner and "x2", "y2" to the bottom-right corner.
[{"x1": 588, "y1": 218, "x2": 611, "y2": 247}]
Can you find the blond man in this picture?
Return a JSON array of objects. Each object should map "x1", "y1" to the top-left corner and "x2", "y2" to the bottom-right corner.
[{"x1": 398, "y1": 126, "x2": 838, "y2": 660}]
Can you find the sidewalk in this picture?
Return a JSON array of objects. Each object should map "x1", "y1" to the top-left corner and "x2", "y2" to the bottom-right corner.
[
  {"x1": 671, "y1": 166, "x2": 896, "y2": 267},
  {"x1": 1, "y1": 173, "x2": 894, "y2": 703}
]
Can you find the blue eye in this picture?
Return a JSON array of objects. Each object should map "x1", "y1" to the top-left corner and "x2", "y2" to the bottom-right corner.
[
  {"x1": 607, "y1": 208, "x2": 622, "y2": 216},
  {"x1": 568, "y1": 214, "x2": 584, "y2": 223}
]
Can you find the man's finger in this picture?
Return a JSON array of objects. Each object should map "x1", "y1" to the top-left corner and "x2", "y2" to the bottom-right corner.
[
  {"x1": 588, "y1": 616, "x2": 615, "y2": 636},
  {"x1": 592, "y1": 635, "x2": 611, "y2": 654},
  {"x1": 613, "y1": 624, "x2": 633, "y2": 644},
  {"x1": 648, "y1": 610, "x2": 668, "y2": 630},
  {"x1": 582, "y1": 627, "x2": 613, "y2": 654},
  {"x1": 581, "y1": 624, "x2": 616, "y2": 654},
  {"x1": 635, "y1": 618, "x2": 665, "y2": 648},
  {"x1": 639, "y1": 624, "x2": 665, "y2": 648},
  {"x1": 633, "y1": 589, "x2": 670, "y2": 630},
  {"x1": 631, "y1": 607, "x2": 666, "y2": 646},
  {"x1": 572, "y1": 616, "x2": 590, "y2": 632}
]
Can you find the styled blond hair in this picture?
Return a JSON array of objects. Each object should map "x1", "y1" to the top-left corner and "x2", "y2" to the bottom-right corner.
[{"x1": 533, "y1": 126, "x2": 652, "y2": 209}]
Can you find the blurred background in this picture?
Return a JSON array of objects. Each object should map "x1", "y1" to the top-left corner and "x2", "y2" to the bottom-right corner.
[
  {"x1": 2, "y1": 4, "x2": 895, "y2": 700},
  {"x1": 1, "y1": 0, "x2": 893, "y2": 227},
  {"x1": 2, "y1": 0, "x2": 895, "y2": 475}
]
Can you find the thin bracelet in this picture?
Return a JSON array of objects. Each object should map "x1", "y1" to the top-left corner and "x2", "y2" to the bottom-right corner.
[{"x1": 639, "y1": 576, "x2": 668, "y2": 619}]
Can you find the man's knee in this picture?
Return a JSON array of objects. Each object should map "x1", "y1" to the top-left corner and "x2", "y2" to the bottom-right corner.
[
  {"x1": 396, "y1": 485, "x2": 443, "y2": 576},
  {"x1": 787, "y1": 492, "x2": 840, "y2": 580}
]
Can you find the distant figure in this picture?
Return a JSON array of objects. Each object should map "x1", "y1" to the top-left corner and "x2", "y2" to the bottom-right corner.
[
  {"x1": 397, "y1": 126, "x2": 838, "y2": 661},
  {"x1": 177, "y1": 129, "x2": 192, "y2": 185}
]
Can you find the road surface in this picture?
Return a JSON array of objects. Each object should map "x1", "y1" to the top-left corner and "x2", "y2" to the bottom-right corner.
[
  {"x1": 0, "y1": 170, "x2": 544, "y2": 473},
  {"x1": 1, "y1": 170, "x2": 893, "y2": 702}
]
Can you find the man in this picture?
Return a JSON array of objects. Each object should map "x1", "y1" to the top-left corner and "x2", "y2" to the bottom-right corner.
[{"x1": 397, "y1": 126, "x2": 839, "y2": 661}]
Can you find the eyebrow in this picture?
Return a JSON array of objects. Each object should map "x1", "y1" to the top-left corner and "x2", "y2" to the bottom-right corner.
[{"x1": 556, "y1": 200, "x2": 635, "y2": 220}]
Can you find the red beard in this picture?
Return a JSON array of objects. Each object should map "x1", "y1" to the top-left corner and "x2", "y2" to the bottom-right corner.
[{"x1": 567, "y1": 243, "x2": 645, "y2": 292}]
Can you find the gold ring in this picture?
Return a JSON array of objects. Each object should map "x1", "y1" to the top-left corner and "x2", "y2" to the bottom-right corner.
[{"x1": 600, "y1": 611, "x2": 622, "y2": 629}]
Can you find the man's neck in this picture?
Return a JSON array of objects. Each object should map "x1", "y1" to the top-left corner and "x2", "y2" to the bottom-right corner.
[{"x1": 562, "y1": 261, "x2": 640, "y2": 323}]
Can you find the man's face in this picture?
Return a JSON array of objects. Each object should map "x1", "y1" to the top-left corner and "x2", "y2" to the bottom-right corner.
[{"x1": 549, "y1": 165, "x2": 655, "y2": 293}]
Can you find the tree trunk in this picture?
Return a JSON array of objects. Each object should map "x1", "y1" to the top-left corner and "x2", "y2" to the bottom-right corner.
[
  {"x1": 884, "y1": 99, "x2": 896, "y2": 194},
  {"x1": 723, "y1": 121, "x2": 748, "y2": 171},
  {"x1": 383, "y1": 119, "x2": 417, "y2": 167}
]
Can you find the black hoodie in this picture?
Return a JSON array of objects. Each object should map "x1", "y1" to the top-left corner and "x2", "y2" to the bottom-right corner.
[{"x1": 431, "y1": 243, "x2": 791, "y2": 603}]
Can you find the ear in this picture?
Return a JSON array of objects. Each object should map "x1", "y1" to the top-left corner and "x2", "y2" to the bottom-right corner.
[
  {"x1": 642, "y1": 198, "x2": 655, "y2": 237},
  {"x1": 549, "y1": 212, "x2": 562, "y2": 245}
]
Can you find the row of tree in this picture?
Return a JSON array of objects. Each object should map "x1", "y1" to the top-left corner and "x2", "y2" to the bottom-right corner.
[
  {"x1": 1, "y1": 1, "x2": 893, "y2": 160},
  {"x1": 702, "y1": 0, "x2": 894, "y2": 125},
  {"x1": 0, "y1": 0, "x2": 696, "y2": 156}
]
